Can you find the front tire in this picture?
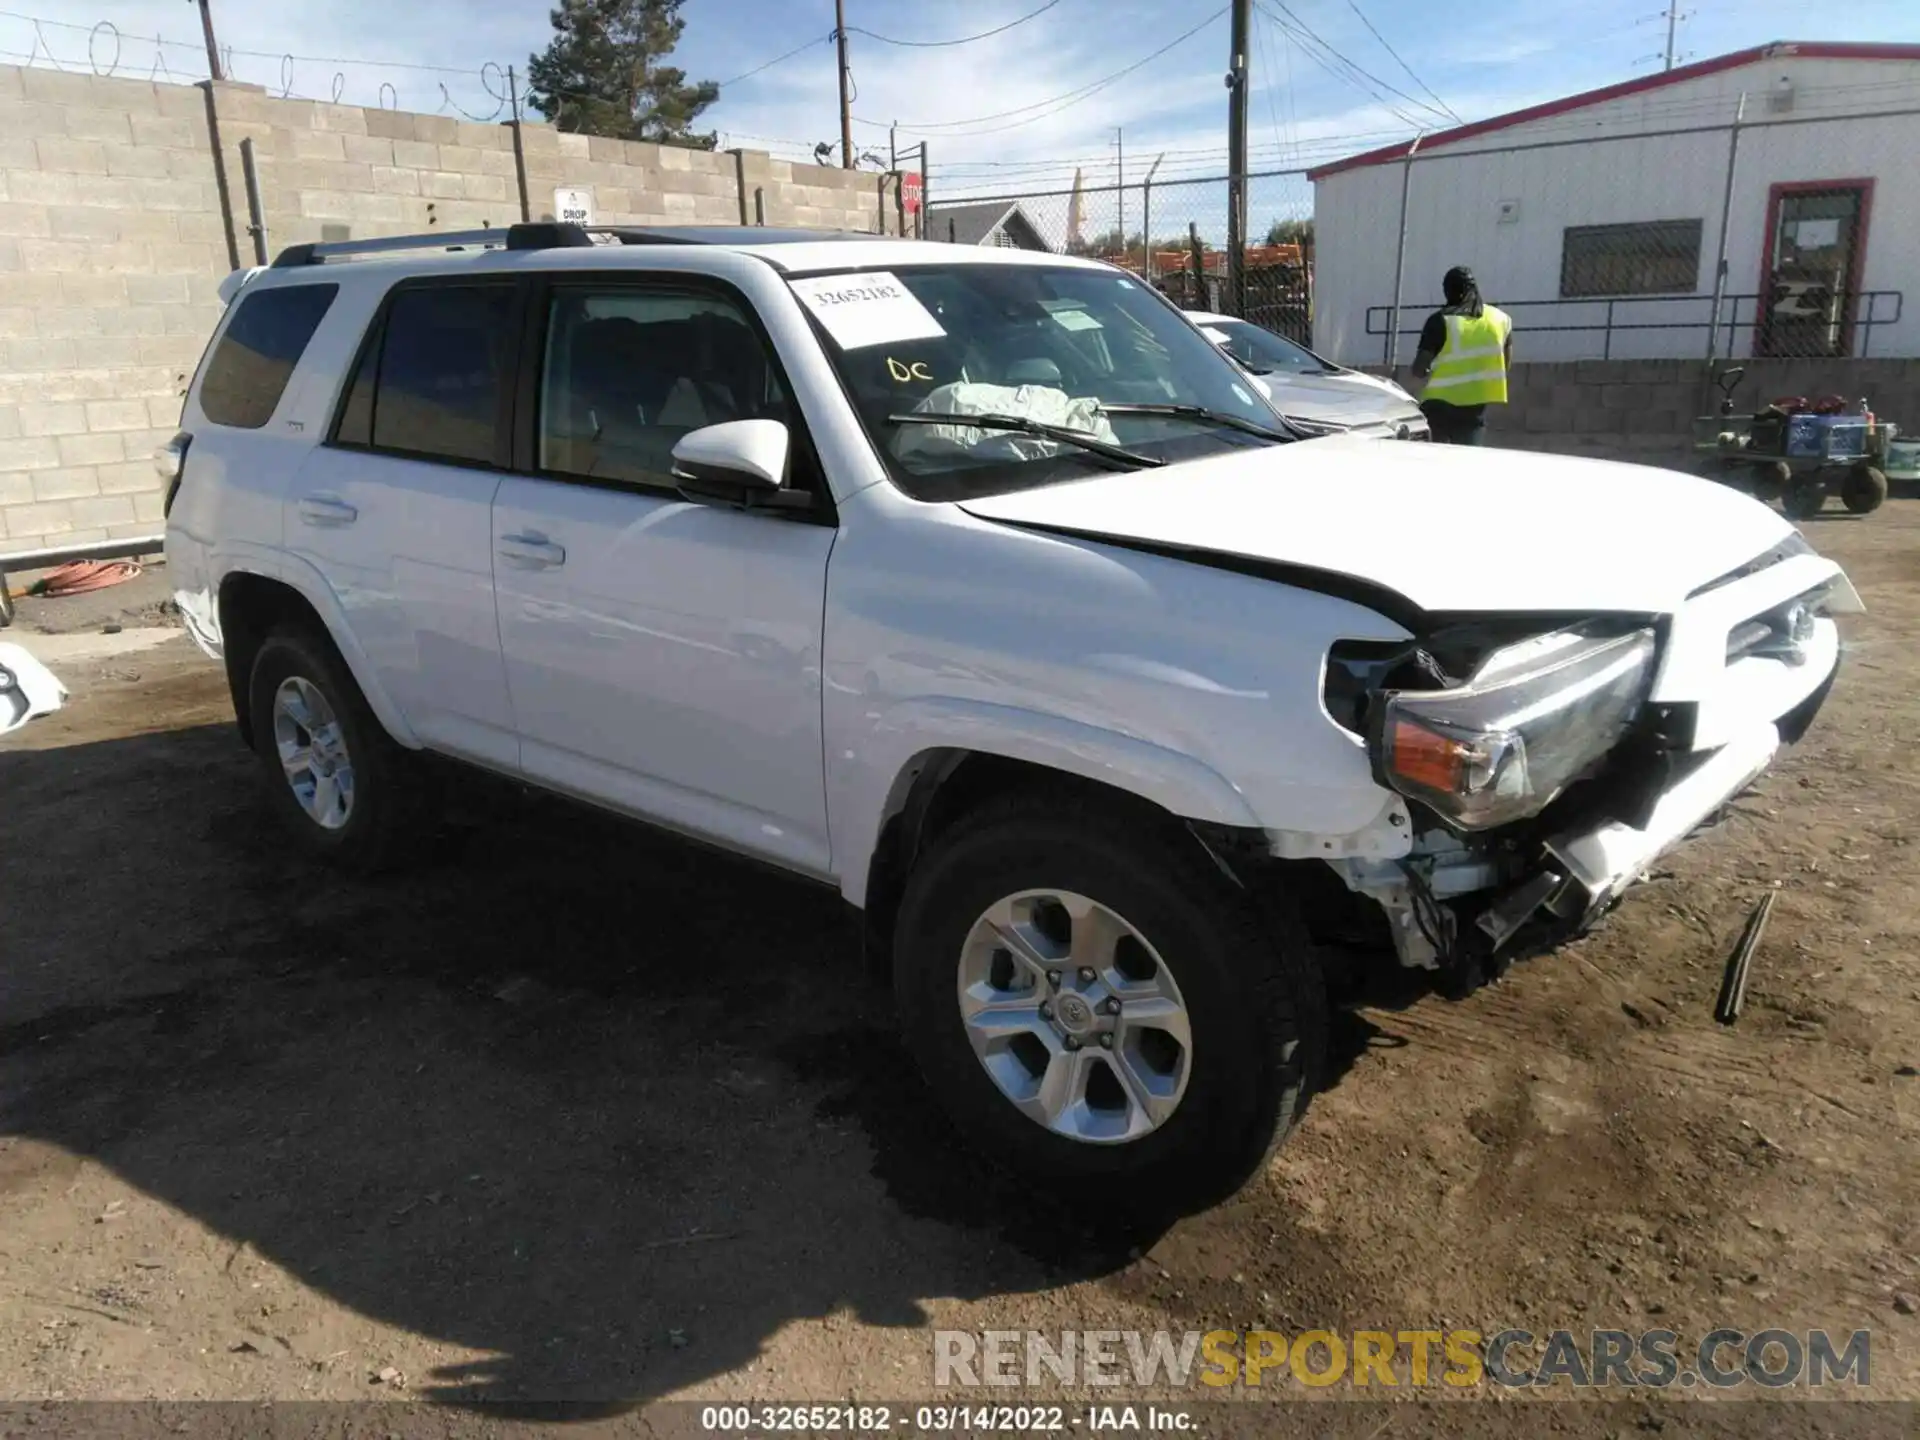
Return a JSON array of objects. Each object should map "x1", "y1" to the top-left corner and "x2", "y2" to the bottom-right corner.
[
  {"x1": 892, "y1": 794, "x2": 1327, "y2": 1216},
  {"x1": 1842, "y1": 463, "x2": 1887, "y2": 515},
  {"x1": 246, "y1": 626, "x2": 420, "y2": 873}
]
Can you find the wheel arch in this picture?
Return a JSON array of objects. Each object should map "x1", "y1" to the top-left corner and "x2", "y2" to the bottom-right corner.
[
  {"x1": 848, "y1": 725, "x2": 1264, "y2": 980},
  {"x1": 216, "y1": 564, "x2": 418, "y2": 750}
]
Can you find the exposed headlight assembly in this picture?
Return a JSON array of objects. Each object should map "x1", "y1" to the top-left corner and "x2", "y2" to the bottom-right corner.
[{"x1": 1370, "y1": 626, "x2": 1658, "y2": 831}]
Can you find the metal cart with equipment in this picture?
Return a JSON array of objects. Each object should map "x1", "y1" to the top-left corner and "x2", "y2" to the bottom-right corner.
[{"x1": 1692, "y1": 366, "x2": 1892, "y2": 519}]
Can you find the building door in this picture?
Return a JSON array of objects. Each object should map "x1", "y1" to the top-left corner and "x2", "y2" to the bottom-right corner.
[{"x1": 1757, "y1": 181, "x2": 1872, "y2": 358}]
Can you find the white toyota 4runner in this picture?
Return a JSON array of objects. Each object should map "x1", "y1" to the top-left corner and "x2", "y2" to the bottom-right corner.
[{"x1": 165, "y1": 224, "x2": 1859, "y2": 1213}]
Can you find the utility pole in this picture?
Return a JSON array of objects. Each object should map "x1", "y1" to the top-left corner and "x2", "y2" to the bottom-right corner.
[
  {"x1": 835, "y1": 0, "x2": 854, "y2": 168},
  {"x1": 194, "y1": 0, "x2": 224, "y2": 82},
  {"x1": 1114, "y1": 128, "x2": 1124, "y2": 261},
  {"x1": 1663, "y1": 1, "x2": 1684, "y2": 71},
  {"x1": 1225, "y1": 0, "x2": 1250, "y2": 315}
]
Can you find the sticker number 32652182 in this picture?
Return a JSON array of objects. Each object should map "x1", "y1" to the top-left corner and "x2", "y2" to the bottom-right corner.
[{"x1": 788, "y1": 272, "x2": 946, "y2": 350}]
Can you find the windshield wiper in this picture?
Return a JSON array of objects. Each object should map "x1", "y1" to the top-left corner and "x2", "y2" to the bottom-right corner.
[
  {"x1": 1095, "y1": 403, "x2": 1294, "y2": 442},
  {"x1": 886, "y1": 412, "x2": 1164, "y2": 469}
]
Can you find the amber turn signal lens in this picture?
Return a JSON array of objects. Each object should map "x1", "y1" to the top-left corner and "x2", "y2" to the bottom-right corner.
[{"x1": 1388, "y1": 718, "x2": 1465, "y2": 793}]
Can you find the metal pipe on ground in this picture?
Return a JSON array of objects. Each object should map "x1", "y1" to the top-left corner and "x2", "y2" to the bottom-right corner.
[{"x1": 1715, "y1": 889, "x2": 1777, "y2": 1025}]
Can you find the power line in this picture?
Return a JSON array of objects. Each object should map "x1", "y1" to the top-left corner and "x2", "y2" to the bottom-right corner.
[
  {"x1": 846, "y1": 0, "x2": 1065, "y2": 48},
  {"x1": 719, "y1": 33, "x2": 832, "y2": 88},
  {"x1": 1340, "y1": 0, "x2": 1460, "y2": 124},
  {"x1": 1251, "y1": 0, "x2": 1290, "y2": 164},
  {"x1": 1259, "y1": 1, "x2": 1451, "y2": 127},
  {"x1": 851, "y1": 7, "x2": 1227, "y2": 136}
]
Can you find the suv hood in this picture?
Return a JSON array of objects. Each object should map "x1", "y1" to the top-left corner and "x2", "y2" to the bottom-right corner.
[{"x1": 959, "y1": 436, "x2": 1797, "y2": 618}]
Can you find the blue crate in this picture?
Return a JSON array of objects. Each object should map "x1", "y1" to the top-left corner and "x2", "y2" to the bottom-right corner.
[
  {"x1": 1783, "y1": 413, "x2": 1825, "y2": 456},
  {"x1": 1783, "y1": 413, "x2": 1868, "y2": 459}
]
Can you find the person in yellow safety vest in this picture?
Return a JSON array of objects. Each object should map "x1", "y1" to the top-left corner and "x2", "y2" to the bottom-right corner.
[{"x1": 1410, "y1": 266, "x2": 1513, "y2": 445}]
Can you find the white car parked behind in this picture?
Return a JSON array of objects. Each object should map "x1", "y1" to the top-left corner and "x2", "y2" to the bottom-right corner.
[{"x1": 1187, "y1": 311, "x2": 1428, "y2": 440}]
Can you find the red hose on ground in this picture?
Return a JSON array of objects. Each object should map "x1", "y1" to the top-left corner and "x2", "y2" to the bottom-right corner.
[{"x1": 29, "y1": 559, "x2": 144, "y2": 597}]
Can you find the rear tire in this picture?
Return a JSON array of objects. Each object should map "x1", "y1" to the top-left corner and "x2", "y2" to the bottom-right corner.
[
  {"x1": 1842, "y1": 463, "x2": 1887, "y2": 515},
  {"x1": 1781, "y1": 473, "x2": 1826, "y2": 519},
  {"x1": 246, "y1": 626, "x2": 423, "y2": 873},
  {"x1": 1750, "y1": 459, "x2": 1791, "y2": 502},
  {"x1": 892, "y1": 793, "x2": 1327, "y2": 1217}
]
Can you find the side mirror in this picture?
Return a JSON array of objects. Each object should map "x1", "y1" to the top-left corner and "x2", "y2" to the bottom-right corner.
[{"x1": 670, "y1": 419, "x2": 790, "y2": 507}]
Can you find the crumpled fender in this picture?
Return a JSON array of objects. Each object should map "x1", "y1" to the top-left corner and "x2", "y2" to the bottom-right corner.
[{"x1": 0, "y1": 643, "x2": 68, "y2": 737}]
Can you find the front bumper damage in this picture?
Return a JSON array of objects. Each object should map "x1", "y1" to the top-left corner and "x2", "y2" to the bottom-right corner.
[
  {"x1": 1334, "y1": 709, "x2": 1807, "y2": 981},
  {"x1": 1327, "y1": 546, "x2": 1851, "y2": 983},
  {"x1": 1542, "y1": 720, "x2": 1776, "y2": 927}
]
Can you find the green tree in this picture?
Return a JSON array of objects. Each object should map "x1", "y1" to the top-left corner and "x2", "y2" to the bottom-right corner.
[
  {"x1": 1264, "y1": 217, "x2": 1314, "y2": 247},
  {"x1": 527, "y1": 0, "x2": 720, "y2": 149}
]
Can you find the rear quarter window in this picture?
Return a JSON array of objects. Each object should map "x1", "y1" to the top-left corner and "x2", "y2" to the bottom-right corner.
[{"x1": 198, "y1": 283, "x2": 339, "y2": 429}]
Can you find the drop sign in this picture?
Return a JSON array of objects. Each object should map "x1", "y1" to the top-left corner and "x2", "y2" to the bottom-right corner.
[{"x1": 554, "y1": 188, "x2": 593, "y2": 226}]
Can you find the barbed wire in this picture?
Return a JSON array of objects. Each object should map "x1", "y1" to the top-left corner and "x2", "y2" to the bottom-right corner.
[{"x1": 85, "y1": 18, "x2": 114, "y2": 74}]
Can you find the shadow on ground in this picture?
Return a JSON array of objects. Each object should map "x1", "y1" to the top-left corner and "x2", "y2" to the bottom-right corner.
[{"x1": 1, "y1": 718, "x2": 1375, "y2": 1410}]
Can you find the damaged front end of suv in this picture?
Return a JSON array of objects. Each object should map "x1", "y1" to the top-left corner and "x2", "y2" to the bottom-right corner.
[{"x1": 1314, "y1": 546, "x2": 1856, "y2": 993}]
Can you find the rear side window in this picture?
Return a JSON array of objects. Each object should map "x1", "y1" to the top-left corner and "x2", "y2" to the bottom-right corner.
[
  {"x1": 199, "y1": 283, "x2": 338, "y2": 429},
  {"x1": 345, "y1": 284, "x2": 514, "y2": 465}
]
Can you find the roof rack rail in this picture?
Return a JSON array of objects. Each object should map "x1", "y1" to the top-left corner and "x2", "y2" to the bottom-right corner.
[
  {"x1": 270, "y1": 221, "x2": 603, "y2": 268},
  {"x1": 267, "y1": 219, "x2": 866, "y2": 269}
]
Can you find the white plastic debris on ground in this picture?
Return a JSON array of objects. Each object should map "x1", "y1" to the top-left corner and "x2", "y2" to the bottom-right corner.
[{"x1": 0, "y1": 642, "x2": 68, "y2": 737}]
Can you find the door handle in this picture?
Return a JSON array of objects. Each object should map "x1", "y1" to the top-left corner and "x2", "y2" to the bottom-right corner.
[
  {"x1": 497, "y1": 532, "x2": 567, "y2": 569},
  {"x1": 296, "y1": 496, "x2": 358, "y2": 526}
]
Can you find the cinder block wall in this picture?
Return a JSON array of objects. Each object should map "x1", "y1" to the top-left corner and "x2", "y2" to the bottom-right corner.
[
  {"x1": 0, "y1": 62, "x2": 910, "y2": 555},
  {"x1": 1490, "y1": 358, "x2": 1920, "y2": 454},
  {"x1": 1, "y1": 67, "x2": 229, "y2": 552}
]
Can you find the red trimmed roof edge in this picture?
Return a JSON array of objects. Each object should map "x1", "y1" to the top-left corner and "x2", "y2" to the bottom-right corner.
[{"x1": 1305, "y1": 41, "x2": 1920, "y2": 182}]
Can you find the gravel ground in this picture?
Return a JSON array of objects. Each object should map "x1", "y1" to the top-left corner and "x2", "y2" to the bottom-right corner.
[{"x1": 2, "y1": 497, "x2": 1917, "y2": 1422}]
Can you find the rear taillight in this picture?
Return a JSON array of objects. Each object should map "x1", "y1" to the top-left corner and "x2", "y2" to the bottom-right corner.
[{"x1": 156, "y1": 431, "x2": 191, "y2": 517}]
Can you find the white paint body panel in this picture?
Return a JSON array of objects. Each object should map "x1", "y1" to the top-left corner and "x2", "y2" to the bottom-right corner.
[
  {"x1": 958, "y1": 435, "x2": 1797, "y2": 614},
  {"x1": 491, "y1": 476, "x2": 837, "y2": 877},
  {"x1": 288, "y1": 448, "x2": 516, "y2": 769}
]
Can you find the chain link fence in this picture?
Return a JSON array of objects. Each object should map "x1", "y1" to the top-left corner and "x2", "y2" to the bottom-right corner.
[{"x1": 927, "y1": 169, "x2": 1318, "y2": 345}]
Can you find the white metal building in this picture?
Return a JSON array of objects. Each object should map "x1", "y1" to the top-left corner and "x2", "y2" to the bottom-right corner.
[{"x1": 1308, "y1": 42, "x2": 1920, "y2": 365}]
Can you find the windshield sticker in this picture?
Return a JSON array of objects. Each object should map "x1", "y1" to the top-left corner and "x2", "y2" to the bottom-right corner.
[
  {"x1": 886, "y1": 357, "x2": 936, "y2": 382},
  {"x1": 1049, "y1": 309, "x2": 1103, "y2": 333},
  {"x1": 788, "y1": 272, "x2": 945, "y2": 350}
]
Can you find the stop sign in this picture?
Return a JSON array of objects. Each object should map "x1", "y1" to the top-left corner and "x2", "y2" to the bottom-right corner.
[{"x1": 901, "y1": 172, "x2": 922, "y2": 214}]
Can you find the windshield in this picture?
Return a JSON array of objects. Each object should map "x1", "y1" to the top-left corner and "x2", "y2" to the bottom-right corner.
[
  {"x1": 790, "y1": 263, "x2": 1288, "y2": 500},
  {"x1": 1199, "y1": 319, "x2": 1334, "y2": 376}
]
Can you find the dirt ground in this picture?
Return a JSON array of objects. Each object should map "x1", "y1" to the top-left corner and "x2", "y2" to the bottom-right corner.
[{"x1": 2, "y1": 496, "x2": 1918, "y2": 1421}]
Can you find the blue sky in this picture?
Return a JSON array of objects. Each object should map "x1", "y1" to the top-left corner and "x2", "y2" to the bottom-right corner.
[{"x1": 12, "y1": 0, "x2": 1920, "y2": 206}]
